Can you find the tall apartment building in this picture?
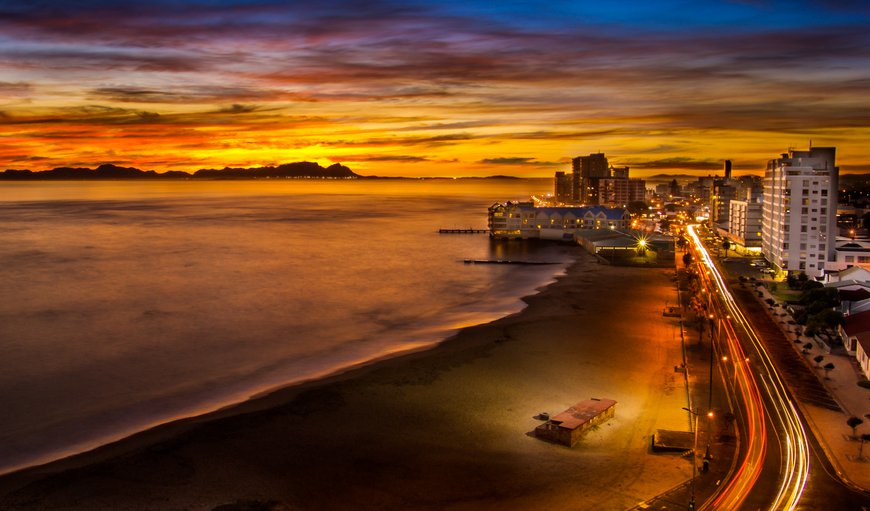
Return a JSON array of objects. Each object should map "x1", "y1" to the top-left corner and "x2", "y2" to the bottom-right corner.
[
  {"x1": 556, "y1": 153, "x2": 645, "y2": 205},
  {"x1": 572, "y1": 152, "x2": 609, "y2": 203},
  {"x1": 761, "y1": 146, "x2": 838, "y2": 277},
  {"x1": 554, "y1": 171, "x2": 572, "y2": 203},
  {"x1": 600, "y1": 177, "x2": 646, "y2": 206},
  {"x1": 711, "y1": 180, "x2": 739, "y2": 227},
  {"x1": 729, "y1": 187, "x2": 763, "y2": 249}
]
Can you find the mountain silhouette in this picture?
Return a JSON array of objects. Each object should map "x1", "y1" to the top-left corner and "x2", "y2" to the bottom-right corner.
[{"x1": 0, "y1": 162, "x2": 360, "y2": 180}]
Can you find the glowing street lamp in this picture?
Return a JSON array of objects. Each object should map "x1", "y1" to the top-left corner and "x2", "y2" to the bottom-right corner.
[{"x1": 683, "y1": 407, "x2": 702, "y2": 510}]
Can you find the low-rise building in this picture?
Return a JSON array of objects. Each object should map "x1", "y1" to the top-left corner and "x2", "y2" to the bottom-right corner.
[
  {"x1": 574, "y1": 229, "x2": 676, "y2": 267},
  {"x1": 858, "y1": 335, "x2": 870, "y2": 380},
  {"x1": 534, "y1": 398, "x2": 617, "y2": 447},
  {"x1": 826, "y1": 238, "x2": 870, "y2": 272},
  {"x1": 488, "y1": 202, "x2": 631, "y2": 240}
]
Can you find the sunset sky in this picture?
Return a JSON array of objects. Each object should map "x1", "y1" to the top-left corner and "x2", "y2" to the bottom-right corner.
[{"x1": 1, "y1": 0, "x2": 868, "y2": 177}]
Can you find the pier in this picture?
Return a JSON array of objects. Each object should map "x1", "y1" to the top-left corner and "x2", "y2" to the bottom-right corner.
[
  {"x1": 463, "y1": 259, "x2": 559, "y2": 265},
  {"x1": 438, "y1": 228, "x2": 488, "y2": 234}
]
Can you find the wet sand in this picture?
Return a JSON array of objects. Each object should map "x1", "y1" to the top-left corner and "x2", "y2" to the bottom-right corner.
[{"x1": 0, "y1": 254, "x2": 692, "y2": 510}]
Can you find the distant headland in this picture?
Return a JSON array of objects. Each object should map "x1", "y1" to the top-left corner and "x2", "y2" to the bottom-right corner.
[
  {"x1": 0, "y1": 163, "x2": 530, "y2": 181},
  {"x1": 0, "y1": 162, "x2": 359, "y2": 180}
]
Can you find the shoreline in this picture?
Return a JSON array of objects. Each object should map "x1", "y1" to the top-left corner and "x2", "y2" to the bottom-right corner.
[
  {"x1": 0, "y1": 259, "x2": 570, "y2": 480},
  {"x1": 0, "y1": 250, "x2": 569, "y2": 478},
  {"x1": 1, "y1": 253, "x2": 692, "y2": 510}
]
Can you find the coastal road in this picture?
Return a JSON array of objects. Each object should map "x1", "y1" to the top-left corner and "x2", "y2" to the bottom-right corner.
[
  {"x1": 687, "y1": 225, "x2": 870, "y2": 510},
  {"x1": 687, "y1": 225, "x2": 808, "y2": 510}
]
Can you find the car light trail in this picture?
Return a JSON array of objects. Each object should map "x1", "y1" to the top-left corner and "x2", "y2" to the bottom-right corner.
[{"x1": 687, "y1": 225, "x2": 810, "y2": 510}]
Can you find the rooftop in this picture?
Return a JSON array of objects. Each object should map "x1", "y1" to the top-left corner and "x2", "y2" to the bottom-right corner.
[{"x1": 549, "y1": 398, "x2": 617, "y2": 430}]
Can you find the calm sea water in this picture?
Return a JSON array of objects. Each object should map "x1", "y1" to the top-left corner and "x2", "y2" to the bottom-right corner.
[{"x1": 0, "y1": 178, "x2": 576, "y2": 474}]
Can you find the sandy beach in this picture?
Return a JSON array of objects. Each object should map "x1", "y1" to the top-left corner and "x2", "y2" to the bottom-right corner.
[{"x1": 0, "y1": 253, "x2": 692, "y2": 510}]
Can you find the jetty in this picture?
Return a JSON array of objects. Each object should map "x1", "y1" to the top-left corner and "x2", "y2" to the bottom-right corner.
[
  {"x1": 463, "y1": 259, "x2": 559, "y2": 265},
  {"x1": 438, "y1": 228, "x2": 488, "y2": 234}
]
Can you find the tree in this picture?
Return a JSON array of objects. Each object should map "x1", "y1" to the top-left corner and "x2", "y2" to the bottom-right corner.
[
  {"x1": 677, "y1": 236, "x2": 688, "y2": 252},
  {"x1": 627, "y1": 201, "x2": 649, "y2": 215},
  {"x1": 813, "y1": 355, "x2": 825, "y2": 367},
  {"x1": 786, "y1": 273, "x2": 799, "y2": 290},
  {"x1": 847, "y1": 416, "x2": 864, "y2": 438},
  {"x1": 802, "y1": 342, "x2": 813, "y2": 354},
  {"x1": 722, "y1": 240, "x2": 731, "y2": 257},
  {"x1": 823, "y1": 362, "x2": 835, "y2": 379},
  {"x1": 683, "y1": 253, "x2": 693, "y2": 266},
  {"x1": 805, "y1": 309, "x2": 844, "y2": 336}
]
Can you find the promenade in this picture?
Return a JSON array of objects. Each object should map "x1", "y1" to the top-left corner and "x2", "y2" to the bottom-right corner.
[{"x1": 752, "y1": 282, "x2": 870, "y2": 490}]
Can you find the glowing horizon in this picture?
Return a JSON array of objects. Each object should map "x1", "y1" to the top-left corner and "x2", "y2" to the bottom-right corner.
[{"x1": 1, "y1": 1, "x2": 868, "y2": 178}]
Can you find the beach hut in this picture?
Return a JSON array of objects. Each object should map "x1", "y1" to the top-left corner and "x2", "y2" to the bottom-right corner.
[{"x1": 534, "y1": 398, "x2": 617, "y2": 447}]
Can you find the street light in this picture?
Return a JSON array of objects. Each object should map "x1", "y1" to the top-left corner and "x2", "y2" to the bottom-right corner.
[{"x1": 683, "y1": 407, "x2": 701, "y2": 510}]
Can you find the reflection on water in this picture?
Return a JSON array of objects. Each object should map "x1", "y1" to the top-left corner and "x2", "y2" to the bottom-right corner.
[{"x1": 0, "y1": 179, "x2": 576, "y2": 473}]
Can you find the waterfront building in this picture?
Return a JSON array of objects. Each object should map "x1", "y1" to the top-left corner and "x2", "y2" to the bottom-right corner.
[
  {"x1": 487, "y1": 202, "x2": 631, "y2": 240},
  {"x1": 574, "y1": 229, "x2": 676, "y2": 267},
  {"x1": 534, "y1": 398, "x2": 617, "y2": 447},
  {"x1": 761, "y1": 146, "x2": 838, "y2": 278}
]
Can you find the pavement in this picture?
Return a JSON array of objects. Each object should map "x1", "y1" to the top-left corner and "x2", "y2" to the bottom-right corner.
[
  {"x1": 753, "y1": 282, "x2": 870, "y2": 490},
  {"x1": 628, "y1": 255, "x2": 738, "y2": 511}
]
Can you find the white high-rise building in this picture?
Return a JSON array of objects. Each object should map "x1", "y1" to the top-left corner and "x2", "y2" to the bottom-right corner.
[{"x1": 761, "y1": 147, "x2": 838, "y2": 278}]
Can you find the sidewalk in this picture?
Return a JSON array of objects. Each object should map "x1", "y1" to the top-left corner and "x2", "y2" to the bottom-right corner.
[
  {"x1": 629, "y1": 257, "x2": 738, "y2": 511},
  {"x1": 754, "y1": 283, "x2": 870, "y2": 490}
]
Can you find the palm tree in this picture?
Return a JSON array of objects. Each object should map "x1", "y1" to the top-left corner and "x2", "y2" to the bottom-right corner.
[
  {"x1": 813, "y1": 355, "x2": 825, "y2": 368},
  {"x1": 722, "y1": 240, "x2": 731, "y2": 257}
]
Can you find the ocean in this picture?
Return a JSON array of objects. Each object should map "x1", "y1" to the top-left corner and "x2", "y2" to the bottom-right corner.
[{"x1": 0, "y1": 178, "x2": 576, "y2": 475}]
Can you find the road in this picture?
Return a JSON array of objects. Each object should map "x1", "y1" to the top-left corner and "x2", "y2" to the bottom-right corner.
[{"x1": 685, "y1": 225, "x2": 870, "y2": 510}]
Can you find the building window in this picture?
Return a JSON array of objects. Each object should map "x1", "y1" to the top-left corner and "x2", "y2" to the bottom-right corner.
[
  {"x1": 801, "y1": 226, "x2": 807, "y2": 232},
  {"x1": 822, "y1": 189, "x2": 828, "y2": 196},
  {"x1": 846, "y1": 256, "x2": 855, "y2": 263}
]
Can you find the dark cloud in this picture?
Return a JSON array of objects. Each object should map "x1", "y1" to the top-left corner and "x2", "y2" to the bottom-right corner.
[
  {"x1": 628, "y1": 158, "x2": 723, "y2": 170},
  {"x1": 479, "y1": 157, "x2": 559, "y2": 166},
  {"x1": 89, "y1": 86, "x2": 313, "y2": 104},
  {"x1": 1, "y1": 48, "x2": 209, "y2": 73},
  {"x1": 336, "y1": 154, "x2": 431, "y2": 162},
  {"x1": 0, "y1": 81, "x2": 32, "y2": 97},
  {"x1": 219, "y1": 104, "x2": 258, "y2": 114},
  {"x1": 321, "y1": 133, "x2": 475, "y2": 148}
]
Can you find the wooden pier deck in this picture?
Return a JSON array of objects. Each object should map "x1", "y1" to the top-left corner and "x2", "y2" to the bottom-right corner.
[{"x1": 438, "y1": 228, "x2": 488, "y2": 234}]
